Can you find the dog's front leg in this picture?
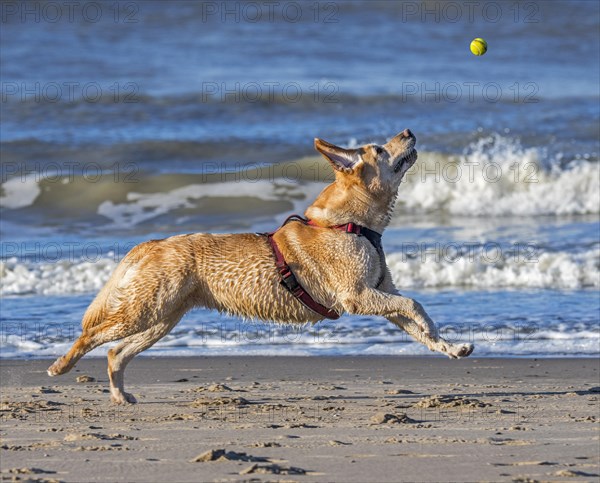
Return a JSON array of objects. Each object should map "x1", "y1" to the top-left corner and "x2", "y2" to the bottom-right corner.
[
  {"x1": 342, "y1": 286, "x2": 473, "y2": 359},
  {"x1": 385, "y1": 313, "x2": 473, "y2": 358}
]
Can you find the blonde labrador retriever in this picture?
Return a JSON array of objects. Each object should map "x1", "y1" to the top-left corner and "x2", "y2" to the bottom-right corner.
[{"x1": 48, "y1": 129, "x2": 473, "y2": 404}]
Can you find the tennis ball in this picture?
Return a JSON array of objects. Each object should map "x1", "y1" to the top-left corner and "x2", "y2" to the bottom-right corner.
[{"x1": 470, "y1": 38, "x2": 487, "y2": 56}]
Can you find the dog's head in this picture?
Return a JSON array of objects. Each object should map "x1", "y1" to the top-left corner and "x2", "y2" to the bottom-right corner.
[
  {"x1": 314, "y1": 129, "x2": 417, "y2": 193},
  {"x1": 307, "y1": 130, "x2": 417, "y2": 231}
]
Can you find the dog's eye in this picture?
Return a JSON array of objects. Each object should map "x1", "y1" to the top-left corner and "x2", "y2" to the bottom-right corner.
[{"x1": 374, "y1": 146, "x2": 384, "y2": 156}]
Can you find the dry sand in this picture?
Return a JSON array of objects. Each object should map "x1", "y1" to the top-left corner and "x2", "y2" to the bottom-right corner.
[{"x1": 1, "y1": 356, "x2": 599, "y2": 482}]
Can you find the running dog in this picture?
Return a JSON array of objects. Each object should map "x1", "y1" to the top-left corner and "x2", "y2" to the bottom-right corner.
[{"x1": 48, "y1": 129, "x2": 474, "y2": 404}]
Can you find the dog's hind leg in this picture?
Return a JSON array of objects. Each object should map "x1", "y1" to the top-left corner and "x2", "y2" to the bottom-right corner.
[
  {"x1": 343, "y1": 286, "x2": 473, "y2": 359},
  {"x1": 107, "y1": 310, "x2": 186, "y2": 404},
  {"x1": 47, "y1": 319, "x2": 133, "y2": 377},
  {"x1": 47, "y1": 297, "x2": 159, "y2": 378}
]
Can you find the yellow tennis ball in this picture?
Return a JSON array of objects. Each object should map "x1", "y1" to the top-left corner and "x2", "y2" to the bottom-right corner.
[{"x1": 470, "y1": 38, "x2": 487, "y2": 56}]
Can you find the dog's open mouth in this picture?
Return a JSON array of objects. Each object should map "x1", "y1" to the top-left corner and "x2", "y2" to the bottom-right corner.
[{"x1": 393, "y1": 148, "x2": 418, "y2": 173}]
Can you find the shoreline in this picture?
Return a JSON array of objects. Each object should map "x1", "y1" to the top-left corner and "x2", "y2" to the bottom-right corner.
[
  {"x1": 3, "y1": 353, "x2": 600, "y2": 361},
  {"x1": 1, "y1": 356, "x2": 599, "y2": 482}
]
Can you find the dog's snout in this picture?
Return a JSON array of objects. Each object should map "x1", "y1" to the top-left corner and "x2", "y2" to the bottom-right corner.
[{"x1": 402, "y1": 128, "x2": 413, "y2": 138}]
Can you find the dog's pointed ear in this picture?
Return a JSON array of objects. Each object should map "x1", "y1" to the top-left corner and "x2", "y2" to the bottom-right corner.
[{"x1": 314, "y1": 138, "x2": 363, "y2": 174}]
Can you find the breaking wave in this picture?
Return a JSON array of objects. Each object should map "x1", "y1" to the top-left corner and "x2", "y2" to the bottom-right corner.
[
  {"x1": 2, "y1": 246, "x2": 598, "y2": 297},
  {"x1": 397, "y1": 135, "x2": 599, "y2": 216},
  {"x1": 1, "y1": 136, "x2": 597, "y2": 231}
]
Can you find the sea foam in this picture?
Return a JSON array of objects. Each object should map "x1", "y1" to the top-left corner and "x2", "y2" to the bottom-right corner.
[
  {"x1": 2, "y1": 247, "x2": 597, "y2": 297},
  {"x1": 396, "y1": 135, "x2": 599, "y2": 216}
]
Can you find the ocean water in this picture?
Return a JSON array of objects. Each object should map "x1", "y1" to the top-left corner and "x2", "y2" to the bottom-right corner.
[{"x1": 1, "y1": 1, "x2": 599, "y2": 359}]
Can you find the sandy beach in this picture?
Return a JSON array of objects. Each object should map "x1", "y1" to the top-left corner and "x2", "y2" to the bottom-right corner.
[{"x1": 0, "y1": 356, "x2": 598, "y2": 482}]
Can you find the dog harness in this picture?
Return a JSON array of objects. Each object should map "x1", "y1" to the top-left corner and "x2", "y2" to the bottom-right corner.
[{"x1": 260, "y1": 215, "x2": 385, "y2": 320}]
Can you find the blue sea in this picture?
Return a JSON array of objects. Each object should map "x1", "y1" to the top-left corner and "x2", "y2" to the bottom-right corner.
[{"x1": 1, "y1": 0, "x2": 599, "y2": 358}]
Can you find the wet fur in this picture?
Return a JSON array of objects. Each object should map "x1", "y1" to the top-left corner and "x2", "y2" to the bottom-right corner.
[{"x1": 48, "y1": 130, "x2": 473, "y2": 404}]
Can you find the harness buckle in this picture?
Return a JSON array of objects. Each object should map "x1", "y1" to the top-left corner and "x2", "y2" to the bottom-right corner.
[
  {"x1": 346, "y1": 222, "x2": 360, "y2": 235},
  {"x1": 280, "y1": 271, "x2": 301, "y2": 294}
]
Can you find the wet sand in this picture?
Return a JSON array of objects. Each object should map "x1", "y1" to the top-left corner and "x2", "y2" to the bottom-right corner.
[{"x1": 1, "y1": 356, "x2": 599, "y2": 482}]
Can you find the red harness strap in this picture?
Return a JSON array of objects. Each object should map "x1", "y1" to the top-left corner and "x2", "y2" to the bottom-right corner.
[
  {"x1": 262, "y1": 215, "x2": 384, "y2": 320},
  {"x1": 266, "y1": 233, "x2": 340, "y2": 320}
]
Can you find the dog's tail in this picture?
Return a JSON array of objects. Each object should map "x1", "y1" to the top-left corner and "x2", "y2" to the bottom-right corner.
[
  {"x1": 81, "y1": 240, "x2": 159, "y2": 334},
  {"x1": 47, "y1": 241, "x2": 158, "y2": 377},
  {"x1": 80, "y1": 242, "x2": 155, "y2": 331}
]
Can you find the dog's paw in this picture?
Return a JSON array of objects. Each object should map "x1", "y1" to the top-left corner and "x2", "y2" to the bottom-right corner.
[
  {"x1": 47, "y1": 356, "x2": 67, "y2": 376},
  {"x1": 447, "y1": 343, "x2": 474, "y2": 359},
  {"x1": 111, "y1": 390, "x2": 137, "y2": 405}
]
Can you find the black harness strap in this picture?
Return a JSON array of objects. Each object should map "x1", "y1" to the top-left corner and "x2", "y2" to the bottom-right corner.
[{"x1": 260, "y1": 215, "x2": 386, "y2": 319}]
